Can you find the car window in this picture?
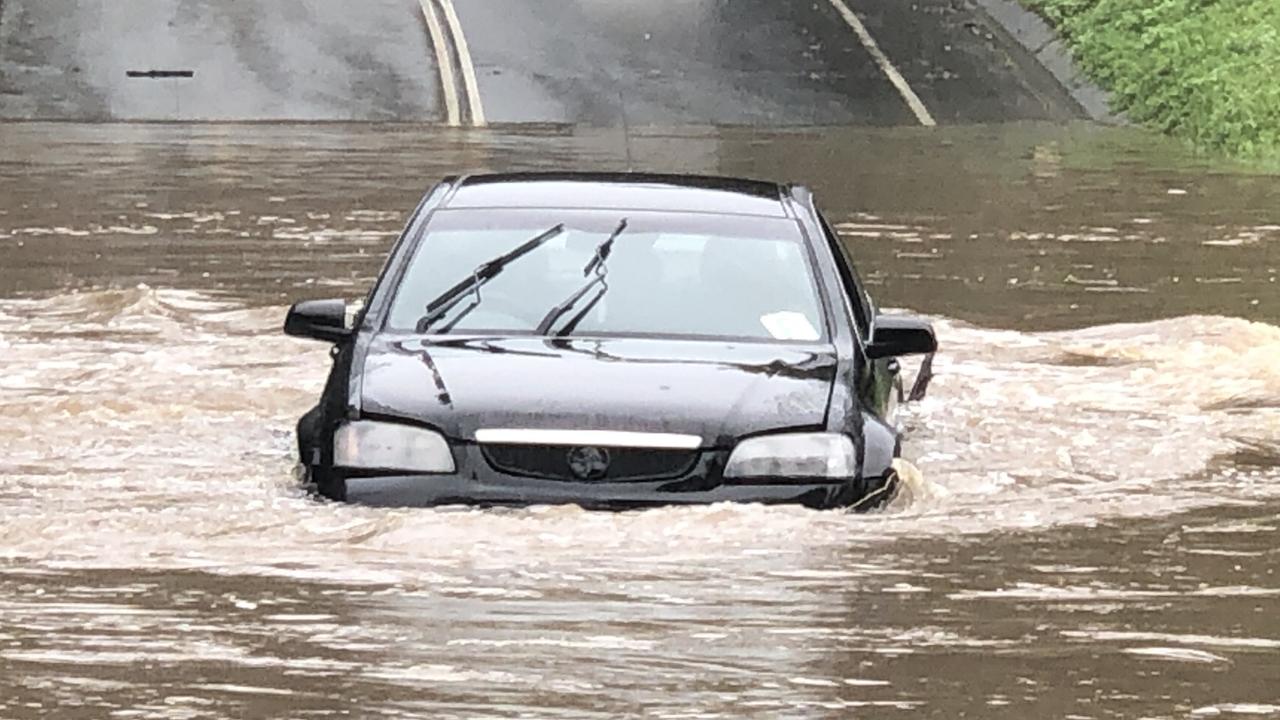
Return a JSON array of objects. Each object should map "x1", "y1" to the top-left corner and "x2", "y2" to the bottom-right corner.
[
  {"x1": 818, "y1": 212, "x2": 872, "y2": 339},
  {"x1": 384, "y1": 209, "x2": 828, "y2": 342}
]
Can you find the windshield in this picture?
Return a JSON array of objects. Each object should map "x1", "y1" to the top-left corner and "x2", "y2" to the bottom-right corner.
[{"x1": 385, "y1": 209, "x2": 828, "y2": 342}]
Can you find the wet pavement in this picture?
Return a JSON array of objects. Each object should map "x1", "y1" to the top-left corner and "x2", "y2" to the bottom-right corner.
[
  {"x1": 0, "y1": 0, "x2": 1081, "y2": 124},
  {"x1": 453, "y1": 0, "x2": 1079, "y2": 125},
  {"x1": 1, "y1": 121, "x2": 1279, "y2": 718},
  {"x1": 0, "y1": 0, "x2": 439, "y2": 121}
]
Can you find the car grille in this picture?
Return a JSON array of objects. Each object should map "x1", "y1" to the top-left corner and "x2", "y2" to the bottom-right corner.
[{"x1": 481, "y1": 444, "x2": 699, "y2": 482}]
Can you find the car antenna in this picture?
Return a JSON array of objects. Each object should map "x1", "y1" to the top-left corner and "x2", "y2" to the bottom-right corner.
[{"x1": 618, "y1": 91, "x2": 634, "y2": 171}]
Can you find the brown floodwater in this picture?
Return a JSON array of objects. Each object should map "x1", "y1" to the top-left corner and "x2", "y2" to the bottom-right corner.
[{"x1": 1, "y1": 122, "x2": 1278, "y2": 718}]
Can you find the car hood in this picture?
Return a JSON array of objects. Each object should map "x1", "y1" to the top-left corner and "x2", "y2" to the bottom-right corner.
[{"x1": 358, "y1": 335, "x2": 837, "y2": 447}]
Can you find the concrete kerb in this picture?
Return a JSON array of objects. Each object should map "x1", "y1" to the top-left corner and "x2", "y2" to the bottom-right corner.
[{"x1": 969, "y1": 0, "x2": 1124, "y2": 124}]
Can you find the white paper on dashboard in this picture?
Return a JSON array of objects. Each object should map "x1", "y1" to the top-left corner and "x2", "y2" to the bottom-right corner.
[{"x1": 759, "y1": 311, "x2": 819, "y2": 341}]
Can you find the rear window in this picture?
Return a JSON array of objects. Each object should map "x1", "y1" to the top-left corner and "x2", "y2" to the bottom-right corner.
[{"x1": 385, "y1": 209, "x2": 827, "y2": 342}]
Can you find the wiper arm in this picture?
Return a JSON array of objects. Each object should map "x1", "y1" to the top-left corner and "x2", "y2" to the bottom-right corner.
[
  {"x1": 415, "y1": 223, "x2": 565, "y2": 333},
  {"x1": 534, "y1": 218, "x2": 627, "y2": 336}
]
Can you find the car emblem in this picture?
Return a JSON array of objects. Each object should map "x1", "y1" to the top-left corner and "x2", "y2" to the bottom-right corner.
[{"x1": 566, "y1": 446, "x2": 611, "y2": 480}]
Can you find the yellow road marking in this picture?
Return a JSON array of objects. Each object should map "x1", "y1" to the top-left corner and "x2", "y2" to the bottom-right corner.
[
  {"x1": 437, "y1": 0, "x2": 487, "y2": 127},
  {"x1": 825, "y1": 0, "x2": 937, "y2": 127},
  {"x1": 419, "y1": 0, "x2": 461, "y2": 127}
]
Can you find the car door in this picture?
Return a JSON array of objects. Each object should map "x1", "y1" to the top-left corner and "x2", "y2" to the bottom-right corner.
[{"x1": 816, "y1": 212, "x2": 900, "y2": 424}]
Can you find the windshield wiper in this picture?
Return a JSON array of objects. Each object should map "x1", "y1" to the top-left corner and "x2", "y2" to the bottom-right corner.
[
  {"x1": 415, "y1": 223, "x2": 565, "y2": 333},
  {"x1": 534, "y1": 218, "x2": 627, "y2": 336}
]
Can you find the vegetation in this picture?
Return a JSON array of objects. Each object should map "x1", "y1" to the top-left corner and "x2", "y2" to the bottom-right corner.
[{"x1": 1022, "y1": 0, "x2": 1280, "y2": 159}]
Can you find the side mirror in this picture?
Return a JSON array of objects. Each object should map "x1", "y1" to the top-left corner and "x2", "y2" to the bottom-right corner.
[
  {"x1": 284, "y1": 299, "x2": 350, "y2": 343},
  {"x1": 866, "y1": 315, "x2": 936, "y2": 359}
]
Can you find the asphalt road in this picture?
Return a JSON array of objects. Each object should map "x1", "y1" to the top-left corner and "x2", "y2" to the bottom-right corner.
[
  {"x1": 0, "y1": 0, "x2": 1082, "y2": 124},
  {"x1": 0, "y1": 0, "x2": 438, "y2": 120}
]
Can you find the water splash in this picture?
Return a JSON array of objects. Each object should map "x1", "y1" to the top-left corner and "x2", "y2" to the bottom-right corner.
[{"x1": 1, "y1": 288, "x2": 1278, "y2": 577}]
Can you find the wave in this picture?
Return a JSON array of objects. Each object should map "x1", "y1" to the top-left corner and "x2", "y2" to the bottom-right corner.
[{"x1": 0, "y1": 288, "x2": 1277, "y2": 568}]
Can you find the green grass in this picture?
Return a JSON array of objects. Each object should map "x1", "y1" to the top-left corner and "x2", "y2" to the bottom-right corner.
[{"x1": 1022, "y1": 0, "x2": 1280, "y2": 159}]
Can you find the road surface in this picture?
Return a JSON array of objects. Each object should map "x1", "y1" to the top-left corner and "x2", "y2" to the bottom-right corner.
[{"x1": 0, "y1": 0, "x2": 1083, "y2": 124}]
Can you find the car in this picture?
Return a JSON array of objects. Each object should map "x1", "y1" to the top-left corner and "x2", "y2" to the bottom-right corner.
[{"x1": 285, "y1": 172, "x2": 936, "y2": 511}]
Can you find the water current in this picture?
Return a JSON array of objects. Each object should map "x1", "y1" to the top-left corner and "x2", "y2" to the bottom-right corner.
[{"x1": 1, "y1": 123, "x2": 1277, "y2": 717}]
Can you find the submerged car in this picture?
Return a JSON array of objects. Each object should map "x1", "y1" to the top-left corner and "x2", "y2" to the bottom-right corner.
[{"x1": 286, "y1": 173, "x2": 936, "y2": 510}]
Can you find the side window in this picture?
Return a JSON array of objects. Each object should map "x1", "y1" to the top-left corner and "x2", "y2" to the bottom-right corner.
[{"x1": 818, "y1": 212, "x2": 872, "y2": 339}]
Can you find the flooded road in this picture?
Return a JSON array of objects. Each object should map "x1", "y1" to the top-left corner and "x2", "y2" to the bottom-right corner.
[{"x1": 2, "y1": 122, "x2": 1279, "y2": 717}]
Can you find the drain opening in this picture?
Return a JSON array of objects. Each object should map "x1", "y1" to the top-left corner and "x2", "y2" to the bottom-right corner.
[{"x1": 125, "y1": 70, "x2": 195, "y2": 79}]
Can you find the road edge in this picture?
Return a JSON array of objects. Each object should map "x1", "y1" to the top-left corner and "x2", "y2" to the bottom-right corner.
[{"x1": 968, "y1": 0, "x2": 1123, "y2": 125}]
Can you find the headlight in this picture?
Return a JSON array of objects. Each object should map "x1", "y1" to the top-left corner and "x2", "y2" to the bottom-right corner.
[
  {"x1": 723, "y1": 433, "x2": 855, "y2": 480},
  {"x1": 333, "y1": 421, "x2": 455, "y2": 473}
]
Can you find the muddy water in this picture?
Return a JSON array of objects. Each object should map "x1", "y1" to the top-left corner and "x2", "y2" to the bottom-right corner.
[{"x1": 1, "y1": 122, "x2": 1279, "y2": 718}]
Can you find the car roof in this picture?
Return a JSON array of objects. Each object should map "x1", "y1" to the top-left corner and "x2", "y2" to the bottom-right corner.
[{"x1": 443, "y1": 172, "x2": 791, "y2": 218}]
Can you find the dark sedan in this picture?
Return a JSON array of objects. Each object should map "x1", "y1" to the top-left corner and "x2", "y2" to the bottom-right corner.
[{"x1": 285, "y1": 173, "x2": 936, "y2": 510}]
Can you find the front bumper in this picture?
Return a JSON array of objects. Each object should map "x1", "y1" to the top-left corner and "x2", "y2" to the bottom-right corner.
[{"x1": 329, "y1": 468, "x2": 898, "y2": 511}]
